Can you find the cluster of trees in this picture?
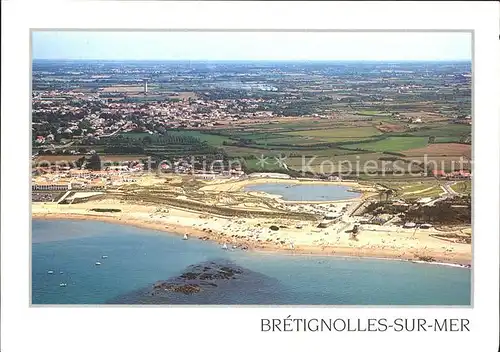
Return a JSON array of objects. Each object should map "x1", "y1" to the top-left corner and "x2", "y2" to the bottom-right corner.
[
  {"x1": 103, "y1": 146, "x2": 145, "y2": 154},
  {"x1": 427, "y1": 134, "x2": 471, "y2": 144},
  {"x1": 405, "y1": 199, "x2": 471, "y2": 224},
  {"x1": 95, "y1": 132, "x2": 206, "y2": 147},
  {"x1": 364, "y1": 198, "x2": 471, "y2": 225},
  {"x1": 74, "y1": 153, "x2": 102, "y2": 170}
]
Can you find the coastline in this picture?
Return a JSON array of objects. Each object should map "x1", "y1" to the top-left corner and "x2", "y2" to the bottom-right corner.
[{"x1": 32, "y1": 209, "x2": 471, "y2": 267}]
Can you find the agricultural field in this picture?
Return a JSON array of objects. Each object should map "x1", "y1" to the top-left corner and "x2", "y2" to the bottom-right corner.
[
  {"x1": 355, "y1": 110, "x2": 392, "y2": 117},
  {"x1": 254, "y1": 136, "x2": 322, "y2": 146},
  {"x1": 32, "y1": 60, "x2": 472, "y2": 187},
  {"x1": 341, "y1": 137, "x2": 429, "y2": 153},
  {"x1": 402, "y1": 123, "x2": 471, "y2": 137},
  {"x1": 400, "y1": 183, "x2": 438, "y2": 194},
  {"x1": 222, "y1": 146, "x2": 271, "y2": 157},
  {"x1": 218, "y1": 120, "x2": 470, "y2": 162},
  {"x1": 400, "y1": 155, "x2": 470, "y2": 172},
  {"x1": 432, "y1": 136, "x2": 466, "y2": 143},
  {"x1": 37, "y1": 117, "x2": 472, "y2": 178},
  {"x1": 376, "y1": 180, "x2": 445, "y2": 200},
  {"x1": 166, "y1": 130, "x2": 230, "y2": 146},
  {"x1": 375, "y1": 123, "x2": 407, "y2": 133},
  {"x1": 145, "y1": 120, "x2": 472, "y2": 176},
  {"x1": 285, "y1": 126, "x2": 381, "y2": 139},
  {"x1": 451, "y1": 181, "x2": 472, "y2": 195},
  {"x1": 402, "y1": 186, "x2": 444, "y2": 200},
  {"x1": 237, "y1": 118, "x2": 372, "y2": 133},
  {"x1": 100, "y1": 85, "x2": 144, "y2": 93},
  {"x1": 260, "y1": 152, "x2": 425, "y2": 176},
  {"x1": 281, "y1": 126, "x2": 382, "y2": 144},
  {"x1": 402, "y1": 143, "x2": 471, "y2": 157},
  {"x1": 118, "y1": 132, "x2": 157, "y2": 140},
  {"x1": 239, "y1": 120, "x2": 326, "y2": 131}
]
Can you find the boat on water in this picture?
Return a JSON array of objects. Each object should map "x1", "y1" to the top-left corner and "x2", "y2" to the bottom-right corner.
[
  {"x1": 59, "y1": 283, "x2": 67, "y2": 287},
  {"x1": 183, "y1": 234, "x2": 189, "y2": 240},
  {"x1": 47, "y1": 270, "x2": 54, "y2": 274},
  {"x1": 102, "y1": 255, "x2": 108, "y2": 259},
  {"x1": 222, "y1": 243, "x2": 228, "y2": 250},
  {"x1": 95, "y1": 261, "x2": 101, "y2": 266}
]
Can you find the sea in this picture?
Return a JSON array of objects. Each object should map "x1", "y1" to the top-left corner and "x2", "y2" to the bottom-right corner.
[
  {"x1": 32, "y1": 220, "x2": 471, "y2": 305},
  {"x1": 243, "y1": 183, "x2": 360, "y2": 201}
]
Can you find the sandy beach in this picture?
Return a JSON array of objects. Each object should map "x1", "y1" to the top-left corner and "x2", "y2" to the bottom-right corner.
[{"x1": 32, "y1": 195, "x2": 472, "y2": 266}]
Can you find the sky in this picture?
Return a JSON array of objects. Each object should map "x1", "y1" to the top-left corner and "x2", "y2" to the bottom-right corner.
[{"x1": 32, "y1": 31, "x2": 472, "y2": 61}]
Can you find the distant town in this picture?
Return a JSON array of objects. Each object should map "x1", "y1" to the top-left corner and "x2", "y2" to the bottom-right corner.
[
  {"x1": 33, "y1": 60, "x2": 471, "y2": 143},
  {"x1": 33, "y1": 60, "x2": 471, "y2": 176}
]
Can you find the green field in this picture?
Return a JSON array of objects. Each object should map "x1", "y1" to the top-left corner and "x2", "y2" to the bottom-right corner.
[
  {"x1": 243, "y1": 120, "x2": 326, "y2": 131},
  {"x1": 379, "y1": 180, "x2": 444, "y2": 199},
  {"x1": 165, "y1": 130, "x2": 230, "y2": 146},
  {"x1": 237, "y1": 126, "x2": 383, "y2": 147},
  {"x1": 242, "y1": 152, "x2": 392, "y2": 174},
  {"x1": 254, "y1": 136, "x2": 321, "y2": 145},
  {"x1": 402, "y1": 186, "x2": 444, "y2": 200},
  {"x1": 399, "y1": 182, "x2": 443, "y2": 195},
  {"x1": 223, "y1": 131, "x2": 283, "y2": 140},
  {"x1": 285, "y1": 126, "x2": 381, "y2": 139},
  {"x1": 402, "y1": 124, "x2": 471, "y2": 137},
  {"x1": 356, "y1": 110, "x2": 392, "y2": 117},
  {"x1": 285, "y1": 153, "x2": 384, "y2": 173},
  {"x1": 281, "y1": 153, "x2": 425, "y2": 174},
  {"x1": 222, "y1": 146, "x2": 271, "y2": 157},
  {"x1": 118, "y1": 132, "x2": 158, "y2": 140},
  {"x1": 342, "y1": 137, "x2": 429, "y2": 152},
  {"x1": 106, "y1": 120, "x2": 470, "y2": 177},
  {"x1": 451, "y1": 181, "x2": 472, "y2": 195},
  {"x1": 433, "y1": 136, "x2": 464, "y2": 143}
]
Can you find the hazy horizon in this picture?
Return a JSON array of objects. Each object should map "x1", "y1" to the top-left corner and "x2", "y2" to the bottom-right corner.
[
  {"x1": 32, "y1": 31, "x2": 472, "y2": 61},
  {"x1": 32, "y1": 58, "x2": 471, "y2": 63}
]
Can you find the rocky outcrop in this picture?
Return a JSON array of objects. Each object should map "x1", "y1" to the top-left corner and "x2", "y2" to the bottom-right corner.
[
  {"x1": 106, "y1": 259, "x2": 281, "y2": 304},
  {"x1": 149, "y1": 262, "x2": 244, "y2": 296}
]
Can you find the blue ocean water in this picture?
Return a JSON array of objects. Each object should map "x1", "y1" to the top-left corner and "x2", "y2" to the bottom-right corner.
[
  {"x1": 32, "y1": 220, "x2": 471, "y2": 305},
  {"x1": 243, "y1": 183, "x2": 360, "y2": 201}
]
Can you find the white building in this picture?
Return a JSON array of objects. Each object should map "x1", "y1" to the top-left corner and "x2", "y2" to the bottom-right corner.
[{"x1": 248, "y1": 172, "x2": 291, "y2": 179}]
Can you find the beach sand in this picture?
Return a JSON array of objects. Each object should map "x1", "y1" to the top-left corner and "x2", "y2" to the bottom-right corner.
[{"x1": 32, "y1": 197, "x2": 471, "y2": 266}]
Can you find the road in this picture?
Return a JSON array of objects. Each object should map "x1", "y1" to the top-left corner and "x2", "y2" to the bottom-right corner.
[
  {"x1": 42, "y1": 140, "x2": 76, "y2": 151},
  {"x1": 442, "y1": 181, "x2": 458, "y2": 196},
  {"x1": 424, "y1": 181, "x2": 457, "y2": 206}
]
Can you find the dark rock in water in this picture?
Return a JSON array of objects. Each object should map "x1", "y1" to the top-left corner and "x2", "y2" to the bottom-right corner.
[
  {"x1": 107, "y1": 259, "x2": 282, "y2": 305},
  {"x1": 149, "y1": 263, "x2": 244, "y2": 296},
  {"x1": 153, "y1": 282, "x2": 202, "y2": 295}
]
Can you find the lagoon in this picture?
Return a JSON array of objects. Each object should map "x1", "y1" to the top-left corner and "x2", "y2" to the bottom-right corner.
[{"x1": 243, "y1": 183, "x2": 360, "y2": 201}]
